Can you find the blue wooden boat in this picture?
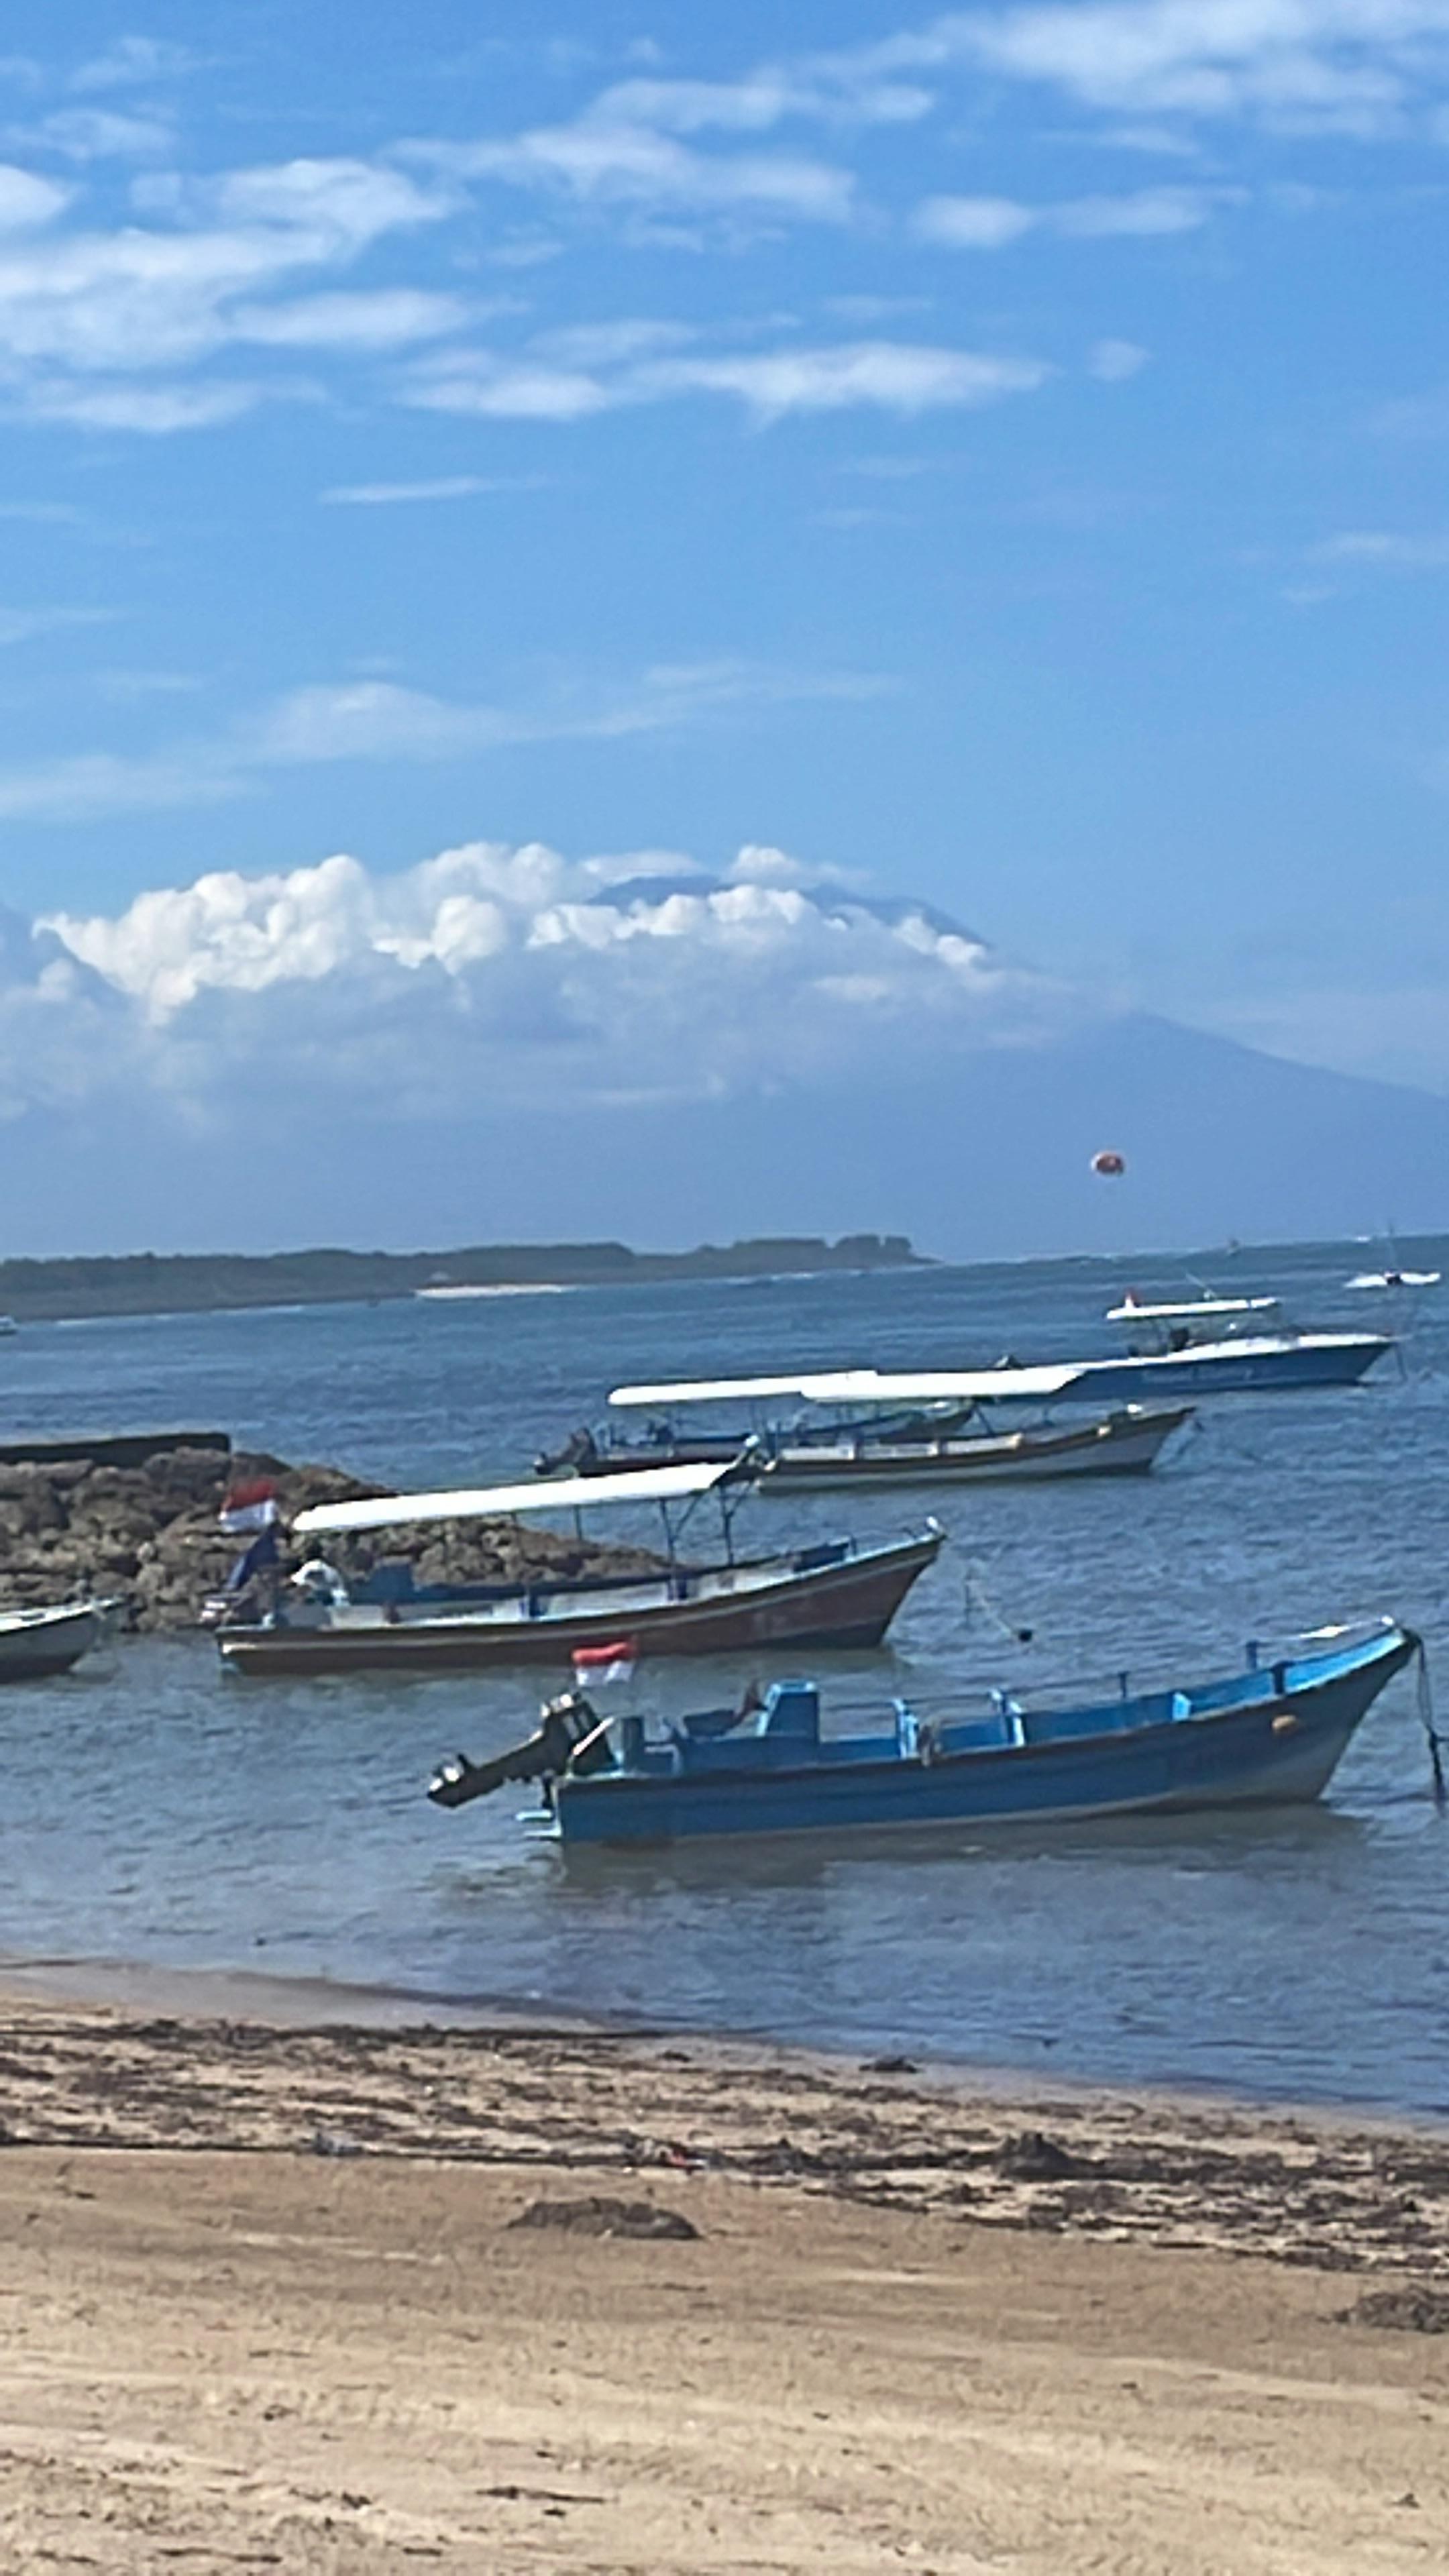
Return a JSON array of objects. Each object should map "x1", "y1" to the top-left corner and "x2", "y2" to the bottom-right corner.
[{"x1": 428, "y1": 1618, "x2": 1418, "y2": 1847}]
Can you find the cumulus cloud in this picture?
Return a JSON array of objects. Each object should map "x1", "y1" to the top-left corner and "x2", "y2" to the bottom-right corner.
[{"x1": 28, "y1": 840, "x2": 1085, "y2": 1125}]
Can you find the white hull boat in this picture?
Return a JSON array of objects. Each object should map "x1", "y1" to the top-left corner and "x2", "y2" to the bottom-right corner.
[{"x1": 0, "y1": 1597, "x2": 118, "y2": 1679}]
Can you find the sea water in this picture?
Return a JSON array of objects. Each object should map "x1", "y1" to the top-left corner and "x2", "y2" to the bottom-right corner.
[{"x1": 3, "y1": 1236, "x2": 1449, "y2": 2112}]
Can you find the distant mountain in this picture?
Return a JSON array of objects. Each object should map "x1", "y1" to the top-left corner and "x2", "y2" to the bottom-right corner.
[
  {"x1": 5, "y1": 1001, "x2": 1444, "y2": 1260},
  {"x1": 10, "y1": 846, "x2": 1448, "y2": 1257}
]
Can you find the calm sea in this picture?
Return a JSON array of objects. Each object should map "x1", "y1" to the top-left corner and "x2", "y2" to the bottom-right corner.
[{"x1": 3, "y1": 1236, "x2": 1449, "y2": 2112}]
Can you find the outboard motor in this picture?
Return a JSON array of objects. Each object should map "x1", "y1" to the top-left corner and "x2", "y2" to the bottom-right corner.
[{"x1": 428, "y1": 1688, "x2": 606, "y2": 1809}]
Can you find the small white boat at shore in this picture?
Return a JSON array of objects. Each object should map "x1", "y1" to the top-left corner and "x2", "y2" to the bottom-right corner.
[{"x1": 0, "y1": 1597, "x2": 120, "y2": 1679}]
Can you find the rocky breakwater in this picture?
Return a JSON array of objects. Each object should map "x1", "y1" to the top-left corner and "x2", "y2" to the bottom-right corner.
[{"x1": 0, "y1": 1448, "x2": 667, "y2": 1633}]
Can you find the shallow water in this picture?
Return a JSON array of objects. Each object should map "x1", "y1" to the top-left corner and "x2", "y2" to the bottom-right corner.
[{"x1": 3, "y1": 1237, "x2": 1449, "y2": 2110}]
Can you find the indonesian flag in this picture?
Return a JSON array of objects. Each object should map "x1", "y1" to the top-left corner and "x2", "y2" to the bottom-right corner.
[
  {"x1": 220, "y1": 1477, "x2": 280, "y2": 1536},
  {"x1": 572, "y1": 1638, "x2": 637, "y2": 1685}
]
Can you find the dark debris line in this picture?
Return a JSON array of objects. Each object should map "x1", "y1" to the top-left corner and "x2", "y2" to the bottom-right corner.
[{"x1": 1, "y1": 2016, "x2": 1447, "y2": 2284}]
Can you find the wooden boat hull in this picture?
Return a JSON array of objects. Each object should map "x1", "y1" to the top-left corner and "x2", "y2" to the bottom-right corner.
[
  {"x1": 761, "y1": 1405, "x2": 1191, "y2": 1491},
  {"x1": 551, "y1": 1627, "x2": 1417, "y2": 1845},
  {"x1": 217, "y1": 1529, "x2": 945, "y2": 1676},
  {"x1": 0, "y1": 1599, "x2": 113, "y2": 1680}
]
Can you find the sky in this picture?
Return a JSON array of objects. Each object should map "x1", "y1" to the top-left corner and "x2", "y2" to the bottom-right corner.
[{"x1": 2, "y1": 1, "x2": 1449, "y2": 1250}]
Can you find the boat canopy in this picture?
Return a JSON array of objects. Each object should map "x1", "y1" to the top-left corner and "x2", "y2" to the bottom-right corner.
[
  {"x1": 1105, "y1": 1295, "x2": 1279, "y2": 1324},
  {"x1": 293, "y1": 1458, "x2": 738, "y2": 1538},
  {"x1": 608, "y1": 1362, "x2": 1089, "y2": 1409}
]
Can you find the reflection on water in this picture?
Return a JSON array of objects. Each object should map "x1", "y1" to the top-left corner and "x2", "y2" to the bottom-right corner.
[{"x1": 2, "y1": 1236, "x2": 1449, "y2": 2110}]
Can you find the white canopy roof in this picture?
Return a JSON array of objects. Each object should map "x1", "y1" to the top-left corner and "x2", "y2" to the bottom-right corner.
[
  {"x1": 608, "y1": 1362, "x2": 1090, "y2": 1409},
  {"x1": 1106, "y1": 1296, "x2": 1279, "y2": 1323},
  {"x1": 293, "y1": 1457, "x2": 735, "y2": 1538}
]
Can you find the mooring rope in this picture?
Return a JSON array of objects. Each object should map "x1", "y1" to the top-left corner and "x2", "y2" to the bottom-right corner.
[{"x1": 1415, "y1": 1637, "x2": 1446, "y2": 1813}]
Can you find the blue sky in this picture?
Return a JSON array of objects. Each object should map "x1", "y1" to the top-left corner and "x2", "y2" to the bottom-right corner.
[{"x1": 2, "y1": 3, "x2": 1449, "y2": 1251}]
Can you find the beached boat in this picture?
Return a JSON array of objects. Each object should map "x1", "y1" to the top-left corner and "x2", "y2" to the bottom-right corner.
[
  {"x1": 0, "y1": 1597, "x2": 119, "y2": 1679},
  {"x1": 428, "y1": 1617, "x2": 1418, "y2": 1846},
  {"x1": 215, "y1": 1461, "x2": 945, "y2": 1676},
  {"x1": 547, "y1": 1399, "x2": 1193, "y2": 1489}
]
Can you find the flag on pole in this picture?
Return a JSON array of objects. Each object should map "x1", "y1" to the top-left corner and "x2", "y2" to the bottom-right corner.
[
  {"x1": 571, "y1": 1638, "x2": 637, "y2": 1685},
  {"x1": 220, "y1": 1477, "x2": 280, "y2": 1536}
]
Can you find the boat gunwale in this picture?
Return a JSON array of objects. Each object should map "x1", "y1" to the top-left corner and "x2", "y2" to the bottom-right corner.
[{"x1": 553, "y1": 1625, "x2": 1418, "y2": 1821}]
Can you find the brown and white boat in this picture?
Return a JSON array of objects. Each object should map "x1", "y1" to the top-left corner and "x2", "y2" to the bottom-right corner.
[{"x1": 215, "y1": 1462, "x2": 945, "y2": 1678}]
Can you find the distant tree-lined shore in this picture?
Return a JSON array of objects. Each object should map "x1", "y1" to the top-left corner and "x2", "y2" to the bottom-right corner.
[{"x1": 0, "y1": 1234, "x2": 929, "y2": 1324}]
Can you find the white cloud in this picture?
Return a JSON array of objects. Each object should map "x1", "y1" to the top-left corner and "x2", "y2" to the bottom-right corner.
[
  {"x1": 1311, "y1": 527, "x2": 1449, "y2": 566},
  {"x1": 950, "y1": 0, "x2": 1449, "y2": 134},
  {"x1": 0, "y1": 164, "x2": 69, "y2": 228},
  {"x1": 408, "y1": 331, "x2": 1051, "y2": 425},
  {"x1": 433, "y1": 118, "x2": 855, "y2": 225},
  {"x1": 915, "y1": 193, "x2": 1038, "y2": 246},
  {"x1": 227, "y1": 289, "x2": 469, "y2": 351},
  {"x1": 23, "y1": 108, "x2": 175, "y2": 161},
  {"x1": 0, "y1": 661, "x2": 895, "y2": 822},
  {"x1": 27, "y1": 839, "x2": 1077, "y2": 1122},
  {"x1": 71, "y1": 37, "x2": 198, "y2": 94},
  {"x1": 0, "y1": 153, "x2": 456, "y2": 430},
  {"x1": 0, "y1": 603, "x2": 114, "y2": 645},
  {"x1": 1089, "y1": 335, "x2": 1150, "y2": 378},
  {"x1": 321, "y1": 474, "x2": 549, "y2": 506},
  {"x1": 643, "y1": 341, "x2": 1052, "y2": 419},
  {"x1": 413, "y1": 32, "x2": 947, "y2": 241},
  {"x1": 17, "y1": 378, "x2": 269, "y2": 433},
  {"x1": 914, "y1": 183, "x2": 1232, "y2": 246}
]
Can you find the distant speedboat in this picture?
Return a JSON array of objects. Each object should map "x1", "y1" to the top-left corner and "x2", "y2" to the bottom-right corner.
[
  {"x1": 428, "y1": 1617, "x2": 1419, "y2": 1847},
  {"x1": 0, "y1": 1315, "x2": 17, "y2": 1336},
  {"x1": 1081, "y1": 1294, "x2": 1392, "y2": 1397}
]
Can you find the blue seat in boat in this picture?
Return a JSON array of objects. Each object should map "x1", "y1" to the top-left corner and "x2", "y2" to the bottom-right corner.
[{"x1": 755, "y1": 1680, "x2": 820, "y2": 1743}]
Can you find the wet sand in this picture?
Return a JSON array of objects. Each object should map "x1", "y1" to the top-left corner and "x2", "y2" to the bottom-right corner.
[{"x1": 1, "y1": 1988, "x2": 1448, "y2": 2570}]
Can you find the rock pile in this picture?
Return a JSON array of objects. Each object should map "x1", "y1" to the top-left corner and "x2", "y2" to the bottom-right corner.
[{"x1": 0, "y1": 1448, "x2": 666, "y2": 1633}]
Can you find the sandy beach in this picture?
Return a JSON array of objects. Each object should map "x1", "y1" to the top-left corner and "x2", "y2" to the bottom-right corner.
[{"x1": 1, "y1": 1988, "x2": 1447, "y2": 2571}]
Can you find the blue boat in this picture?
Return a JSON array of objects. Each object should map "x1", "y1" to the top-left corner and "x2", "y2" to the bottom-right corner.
[
  {"x1": 1074, "y1": 1295, "x2": 1392, "y2": 1399},
  {"x1": 429, "y1": 1617, "x2": 1419, "y2": 1847}
]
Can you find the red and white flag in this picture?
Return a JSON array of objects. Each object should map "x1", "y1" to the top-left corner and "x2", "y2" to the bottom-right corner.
[
  {"x1": 571, "y1": 1638, "x2": 637, "y2": 1686},
  {"x1": 220, "y1": 1477, "x2": 280, "y2": 1536}
]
